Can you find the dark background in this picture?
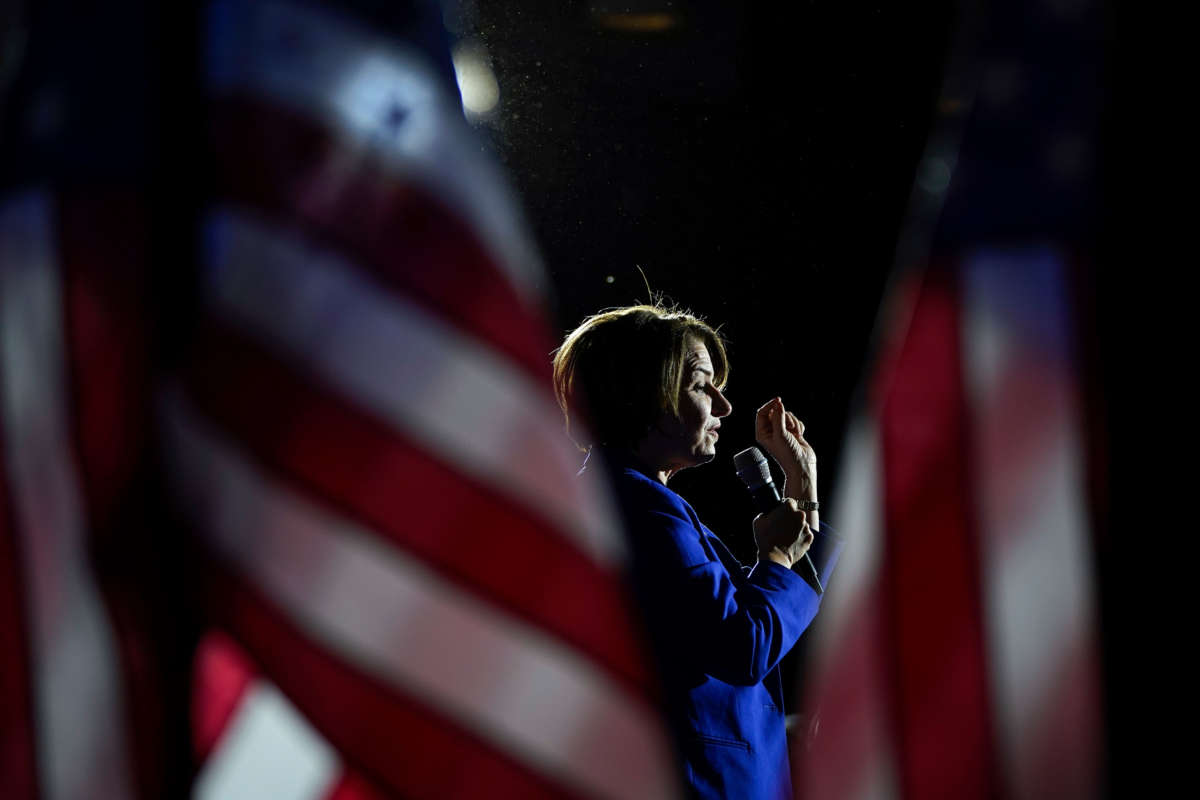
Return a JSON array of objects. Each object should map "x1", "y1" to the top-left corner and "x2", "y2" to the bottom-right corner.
[
  {"x1": 449, "y1": 0, "x2": 959, "y2": 561},
  {"x1": 439, "y1": 0, "x2": 962, "y2": 719}
]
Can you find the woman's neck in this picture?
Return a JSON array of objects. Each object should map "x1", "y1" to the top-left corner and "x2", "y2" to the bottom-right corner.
[{"x1": 621, "y1": 442, "x2": 679, "y2": 486}]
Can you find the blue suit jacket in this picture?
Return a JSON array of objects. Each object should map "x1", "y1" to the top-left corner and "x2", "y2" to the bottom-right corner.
[{"x1": 609, "y1": 464, "x2": 843, "y2": 800}]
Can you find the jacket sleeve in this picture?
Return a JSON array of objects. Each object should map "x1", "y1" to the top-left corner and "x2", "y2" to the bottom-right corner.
[
  {"x1": 631, "y1": 494, "x2": 824, "y2": 687},
  {"x1": 809, "y1": 520, "x2": 845, "y2": 588}
]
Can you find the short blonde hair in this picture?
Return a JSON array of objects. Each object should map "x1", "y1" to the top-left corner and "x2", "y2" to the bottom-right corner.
[{"x1": 551, "y1": 304, "x2": 729, "y2": 451}]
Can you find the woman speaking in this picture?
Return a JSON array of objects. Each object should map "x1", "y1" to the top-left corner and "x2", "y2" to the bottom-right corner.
[{"x1": 552, "y1": 304, "x2": 841, "y2": 800}]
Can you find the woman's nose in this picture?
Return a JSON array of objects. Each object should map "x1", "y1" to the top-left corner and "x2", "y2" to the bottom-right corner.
[{"x1": 714, "y1": 389, "x2": 732, "y2": 417}]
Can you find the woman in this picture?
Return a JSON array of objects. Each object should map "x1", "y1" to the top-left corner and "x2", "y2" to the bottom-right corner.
[{"x1": 552, "y1": 304, "x2": 841, "y2": 800}]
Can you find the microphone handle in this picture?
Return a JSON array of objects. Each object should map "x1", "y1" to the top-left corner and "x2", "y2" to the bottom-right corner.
[
  {"x1": 749, "y1": 483, "x2": 783, "y2": 512},
  {"x1": 755, "y1": 481, "x2": 824, "y2": 595}
]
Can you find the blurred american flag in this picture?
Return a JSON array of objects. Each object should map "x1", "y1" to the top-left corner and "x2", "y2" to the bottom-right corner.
[
  {"x1": 0, "y1": 1, "x2": 678, "y2": 797},
  {"x1": 793, "y1": 0, "x2": 1109, "y2": 798}
]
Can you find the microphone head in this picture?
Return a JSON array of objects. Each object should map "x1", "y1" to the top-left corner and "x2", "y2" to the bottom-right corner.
[{"x1": 732, "y1": 446, "x2": 774, "y2": 491}]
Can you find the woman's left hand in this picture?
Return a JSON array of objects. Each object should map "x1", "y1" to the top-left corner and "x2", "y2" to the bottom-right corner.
[{"x1": 755, "y1": 397, "x2": 818, "y2": 505}]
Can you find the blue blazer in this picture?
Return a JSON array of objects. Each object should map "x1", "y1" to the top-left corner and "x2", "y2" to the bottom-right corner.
[{"x1": 610, "y1": 464, "x2": 842, "y2": 800}]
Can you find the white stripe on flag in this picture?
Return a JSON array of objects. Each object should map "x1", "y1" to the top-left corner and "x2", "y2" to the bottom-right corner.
[
  {"x1": 962, "y1": 249, "x2": 1102, "y2": 799},
  {"x1": 205, "y1": 0, "x2": 544, "y2": 302},
  {"x1": 202, "y1": 209, "x2": 624, "y2": 567},
  {"x1": 803, "y1": 419, "x2": 900, "y2": 800},
  {"x1": 162, "y1": 393, "x2": 679, "y2": 800},
  {"x1": 194, "y1": 681, "x2": 340, "y2": 800},
  {"x1": 0, "y1": 189, "x2": 134, "y2": 800},
  {"x1": 824, "y1": 420, "x2": 887, "y2": 625}
]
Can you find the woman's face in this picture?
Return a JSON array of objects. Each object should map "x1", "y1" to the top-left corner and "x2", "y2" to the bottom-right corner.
[{"x1": 657, "y1": 339, "x2": 733, "y2": 469}]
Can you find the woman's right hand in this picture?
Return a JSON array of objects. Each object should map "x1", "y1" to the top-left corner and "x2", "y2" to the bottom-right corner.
[{"x1": 753, "y1": 500, "x2": 814, "y2": 570}]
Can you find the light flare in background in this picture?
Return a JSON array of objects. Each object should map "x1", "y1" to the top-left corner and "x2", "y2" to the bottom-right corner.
[
  {"x1": 591, "y1": 13, "x2": 680, "y2": 32},
  {"x1": 589, "y1": 1, "x2": 681, "y2": 32},
  {"x1": 451, "y1": 41, "x2": 500, "y2": 117}
]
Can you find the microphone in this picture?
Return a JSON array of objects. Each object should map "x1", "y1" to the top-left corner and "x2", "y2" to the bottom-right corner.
[{"x1": 733, "y1": 446, "x2": 824, "y2": 594}]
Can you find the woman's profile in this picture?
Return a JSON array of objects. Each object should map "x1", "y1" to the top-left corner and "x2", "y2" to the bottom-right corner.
[{"x1": 552, "y1": 303, "x2": 842, "y2": 800}]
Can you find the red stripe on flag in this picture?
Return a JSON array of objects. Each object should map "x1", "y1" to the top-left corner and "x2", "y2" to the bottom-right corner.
[
  {"x1": 323, "y1": 770, "x2": 390, "y2": 800},
  {"x1": 185, "y1": 322, "x2": 654, "y2": 697},
  {"x1": 793, "y1": 587, "x2": 891, "y2": 800},
  {"x1": 55, "y1": 190, "x2": 153, "y2": 530},
  {"x1": 201, "y1": 559, "x2": 580, "y2": 799},
  {"x1": 192, "y1": 631, "x2": 258, "y2": 764},
  {"x1": 210, "y1": 97, "x2": 555, "y2": 381},
  {"x1": 191, "y1": 633, "x2": 402, "y2": 798},
  {"x1": 875, "y1": 267, "x2": 1001, "y2": 799},
  {"x1": 0, "y1": 431, "x2": 40, "y2": 800}
]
